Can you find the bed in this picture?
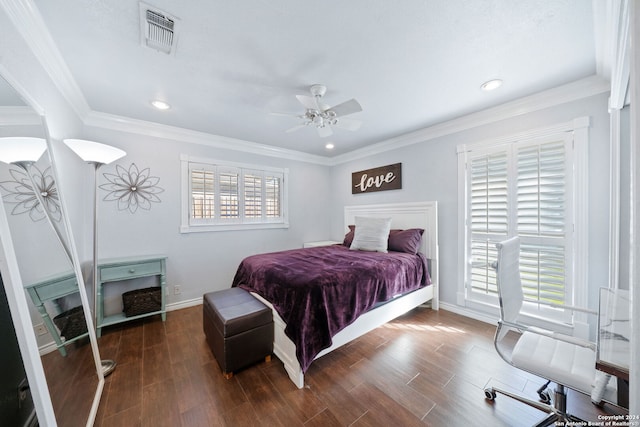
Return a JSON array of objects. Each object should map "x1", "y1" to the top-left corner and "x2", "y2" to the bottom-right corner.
[{"x1": 232, "y1": 201, "x2": 439, "y2": 388}]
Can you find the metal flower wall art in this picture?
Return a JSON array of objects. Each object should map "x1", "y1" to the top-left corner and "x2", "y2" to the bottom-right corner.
[
  {"x1": 0, "y1": 165, "x2": 62, "y2": 222},
  {"x1": 100, "y1": 163, "x2": 164, "y2": 213}
]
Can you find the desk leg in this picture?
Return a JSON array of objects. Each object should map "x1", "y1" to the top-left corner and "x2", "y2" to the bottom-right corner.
[{"x1": 618, "y1": 378, "x2": 629, "y2": 408}]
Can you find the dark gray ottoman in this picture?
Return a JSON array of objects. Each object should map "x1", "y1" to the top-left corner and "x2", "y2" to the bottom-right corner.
[{"x1": 203, "y1": 287, "x2": 273, "y2": 379}]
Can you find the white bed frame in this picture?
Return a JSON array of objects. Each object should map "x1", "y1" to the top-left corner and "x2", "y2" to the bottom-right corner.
[{"x1": 251, "y1": 201, "x2": 439, "y2": 388}]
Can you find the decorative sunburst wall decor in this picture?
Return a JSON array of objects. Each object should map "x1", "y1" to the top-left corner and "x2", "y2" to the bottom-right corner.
[
  {"x1": 100, "y1": 163, "x2": 164, "y2": 213},
  {"x1": 0, "y1": 165, "x2": 62, "y2": 222}
]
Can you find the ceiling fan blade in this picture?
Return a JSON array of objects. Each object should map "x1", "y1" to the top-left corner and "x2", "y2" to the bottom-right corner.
[
  {"x1": 270, "y1": 112, "x2": 300, "y2": 118},
  {"x1": 334, "y1": 117, "x2": 362, "y2": 131},
  {"x1": 317, "y1": 126, "x2": 333, "y2": 138},
  {"x1": 296, "y1": 95, "x2": 330, "y2": 112},
  {"x1": 285, "y1": 124, "x2": 306, "y2": 133},
  {"x1": 327, "y1": 98, "x2": 362, "y2": 117}
]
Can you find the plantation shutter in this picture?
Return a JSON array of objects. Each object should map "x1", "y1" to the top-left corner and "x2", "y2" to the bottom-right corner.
[
  {"x1": 243, "y1": 172, "x2": 262, "y2": 218},
  {"x1": 189, "y1": 164, "x2": 215, "y2": 223},
  {"x1": 187, "y1": 160, "x2": 286, "y2": 228},
  {"x1": 465, "y1": 135, "x2": 572, "y2": 316},
  {"x1": 265, "y1": 174, "x2": 282, "y2": 218},
  {"x1": 516, "y1": 140, "x2": 568, "y2": 306},
  {"x1": 468, "y1": 149, "x2": 509, "y2": 298},
  {"x1": 218, "y1": 168, "x2": 239, "y2": 220}
]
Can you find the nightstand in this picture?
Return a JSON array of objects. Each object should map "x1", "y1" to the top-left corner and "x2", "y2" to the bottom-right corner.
[
  {"x1": 96, "y1": 255, "x2": 167, "y2": 337},
  {"x1": 25, "y1": 272, "x2": 87, "y2": 356}
]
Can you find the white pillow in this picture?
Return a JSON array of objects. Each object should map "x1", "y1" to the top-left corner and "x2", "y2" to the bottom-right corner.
[{"x1": 349, "y1": 216, "x2": 392, "y2": 253}]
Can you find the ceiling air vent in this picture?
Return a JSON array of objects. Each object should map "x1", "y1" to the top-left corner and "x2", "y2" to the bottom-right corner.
[{"x1": 139, "y1": 2, "x2": 179, "y2": 55}]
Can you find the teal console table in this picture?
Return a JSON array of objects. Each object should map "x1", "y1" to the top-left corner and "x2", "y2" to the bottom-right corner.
[
  {"x1": 25, "y1": 272, "x2": 88, "y2": 357},
  {"x1": 96, "y1": 255, "x2": 167, "y2": 337}
]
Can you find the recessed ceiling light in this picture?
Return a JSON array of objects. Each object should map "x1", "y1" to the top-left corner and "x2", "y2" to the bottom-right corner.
[
  {"x1": 481, "y1": 79, "x2": 503, "y2": 91},
  {"x1": 325, "y1": 143, "x2": 335, "y2": 150},
  {"x1": 151, "y1": 100, "x2": 171, "y2": 110}
]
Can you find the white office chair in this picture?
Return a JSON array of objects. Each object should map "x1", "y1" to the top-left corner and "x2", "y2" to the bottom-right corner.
[{"x1": 484, "y1": 236, "x2": 616, "y2": 426}]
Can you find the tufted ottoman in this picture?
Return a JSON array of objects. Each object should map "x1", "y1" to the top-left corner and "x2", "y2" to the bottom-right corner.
[{"x1": 202, "y1": 287, "x2": 273, "y2": 379}]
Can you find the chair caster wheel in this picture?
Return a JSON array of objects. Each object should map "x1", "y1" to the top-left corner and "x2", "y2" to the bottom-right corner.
[
  {"x1": 484, "y1": 388, "x2": 497, "y2": 401},
  {"x1": 539, "y1": 390, "x2": 551, "y2": 404}
]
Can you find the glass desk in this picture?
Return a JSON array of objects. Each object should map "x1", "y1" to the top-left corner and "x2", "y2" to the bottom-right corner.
[{"x1": 597, "y1": 288, "x2": 631, "y2": 407}]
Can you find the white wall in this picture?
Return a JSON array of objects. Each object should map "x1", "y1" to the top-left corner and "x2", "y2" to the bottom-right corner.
[
  {"x1": 329, "y1": 92, "x2": 611, "y2": 315},
  {"x1": 75, "y1": 126, "x2": 334, "y2": 304}
]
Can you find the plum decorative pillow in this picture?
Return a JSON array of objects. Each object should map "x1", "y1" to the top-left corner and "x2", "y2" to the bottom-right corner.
[
  {"x1": 349, "y1": 216, "x2": 392, "y2": 252},
  {"x1": 388, "y1": 228, "x2": 424, "y2": 254},
  {"x1": 343, "y1": 225, "x2": 356, "y2": 247}
]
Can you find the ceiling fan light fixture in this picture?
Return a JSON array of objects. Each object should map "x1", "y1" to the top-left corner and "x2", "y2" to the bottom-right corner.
[
  {"x1": 325, "y1": 142, "x2": 335, "y2": 150},
  {"x1": 310, "y1": 84, "x2": 327, "y2": 98},
  {"x1": 151, "y1": 100, "x2": 171, "y2": 110},
  {"x1": 276, "y1": 84, "x2": 362, "y2": 138},
  {"x1": 481, "y1": 79, "x2": 503, "y2": 91}
]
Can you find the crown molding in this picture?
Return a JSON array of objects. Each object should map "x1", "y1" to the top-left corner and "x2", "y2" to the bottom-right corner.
[
  {"x1": 0, "y1": 106, "x2": 42, "y2": 126},
  {"x1": 0, "y1": 0, "x2": 90, "y2": 118},
  {"x1": 84, "y1": 110, "x2": 332, "y2": 166},
  {"x1": 329, "y1": 75, "x2": 610, "y2": 165}
]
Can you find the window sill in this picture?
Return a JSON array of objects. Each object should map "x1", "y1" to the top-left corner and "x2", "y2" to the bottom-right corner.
[{"x1": 180, "y1": 221, "x2": 289, "y2": 233}]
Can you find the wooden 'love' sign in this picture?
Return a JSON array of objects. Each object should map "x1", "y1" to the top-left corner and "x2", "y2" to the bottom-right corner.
[{"x1": 352, "y1": 163, "x2": 402, "y2": 194}]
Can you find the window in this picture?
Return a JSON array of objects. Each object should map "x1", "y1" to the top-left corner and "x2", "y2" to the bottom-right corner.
[
  {"x1": 458, "y1": 119, "x2": 589, "y2": 325},
  {"x1": 181, "y1": 155, "x2": 288, "y2": 232}
]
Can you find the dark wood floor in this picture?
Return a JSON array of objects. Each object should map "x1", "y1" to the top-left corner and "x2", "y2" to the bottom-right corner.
[{"x1": 46, "y1": 305, "x2": 626, "y2": 426}]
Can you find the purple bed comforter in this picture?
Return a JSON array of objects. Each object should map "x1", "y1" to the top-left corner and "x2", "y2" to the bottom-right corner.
[{"x1": 231, "y1": 244, "x2": 430, "y2": 372}]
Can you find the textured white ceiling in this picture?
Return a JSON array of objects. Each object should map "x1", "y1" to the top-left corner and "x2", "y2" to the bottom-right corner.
[{"x1": 29, "y1": 0, "x2": 600, "y2": 157}]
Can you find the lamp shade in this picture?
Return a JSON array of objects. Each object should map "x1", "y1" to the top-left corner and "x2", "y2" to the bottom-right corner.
[
  {"x1": 63, "y1": 139, "x2": 126, "y2": 165},
  {"x1": 0, "y1": 137, "x2": 47, "y2": 164}
]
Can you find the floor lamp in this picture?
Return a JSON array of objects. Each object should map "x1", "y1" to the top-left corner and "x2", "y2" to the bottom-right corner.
[
  {"x1": 0, "y1": 138, "x2": 73, "y2": 258},
  {"x1": 0, "y1": 137, "x2": 114, "y2": 378},
  {"x1": 64, "y1": 138, "x2": 126, "y2": 377}
]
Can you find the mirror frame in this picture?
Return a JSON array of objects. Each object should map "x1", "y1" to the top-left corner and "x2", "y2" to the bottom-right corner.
[{"x1": 0, "y1": 65, "x2": 104, "y2": 426}]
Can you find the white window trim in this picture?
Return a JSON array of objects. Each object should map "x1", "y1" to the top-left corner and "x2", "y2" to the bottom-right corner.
[
  {"x1": 456, "y1": 117, "x2": 590, "y2": 334},
  {"x1": 180, "y1": 154, "x2": 289, "y2": 233}
]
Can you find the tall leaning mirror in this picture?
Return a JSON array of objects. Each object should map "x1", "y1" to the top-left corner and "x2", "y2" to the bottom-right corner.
[{"x1": 0, "y1": 73, "x2": 104, "y2": 426}]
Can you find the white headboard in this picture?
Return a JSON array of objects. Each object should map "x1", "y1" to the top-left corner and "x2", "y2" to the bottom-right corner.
[{"x1": 344, "y1": 201, "x2": 439, "y2": 290}]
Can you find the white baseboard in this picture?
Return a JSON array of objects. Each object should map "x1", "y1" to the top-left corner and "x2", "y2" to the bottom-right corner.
[
  {"x1": 38, "y1": 341, "x2": 59, "y2": 356},
  {"x1": 166, "y1": 297, "x2": 202, "y2": 311},
  {"x1": 439, "y1": 301, "x2": 497, "y2": 325}
]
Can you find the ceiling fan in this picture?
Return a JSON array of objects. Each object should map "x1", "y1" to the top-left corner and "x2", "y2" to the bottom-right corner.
[{"x1": 273, "y1": 84, "x2": 363, "y2": 137}]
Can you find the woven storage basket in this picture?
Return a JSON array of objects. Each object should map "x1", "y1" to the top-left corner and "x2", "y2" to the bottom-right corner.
[
  {"x1": 122, "y1": 286, "x2": 161, "y2": 317},
  {"x1": 53, "y1": 306, "x2": 88, "y2": 340}
]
